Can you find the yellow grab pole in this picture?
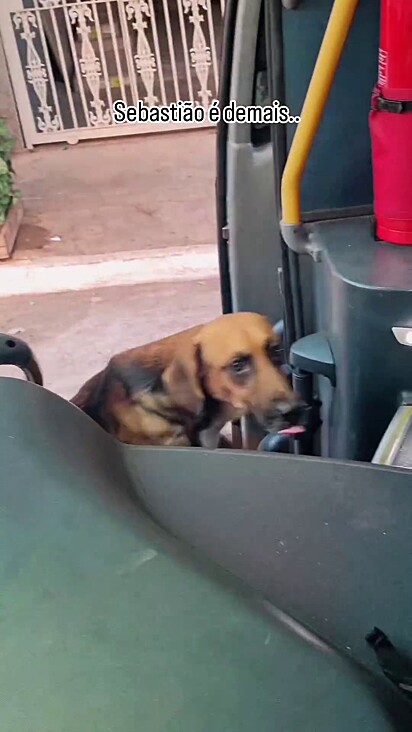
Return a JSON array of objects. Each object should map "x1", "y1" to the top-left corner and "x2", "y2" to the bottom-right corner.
[{"x1": 281, "y1": 0, "x2": 359, "y2": 226}]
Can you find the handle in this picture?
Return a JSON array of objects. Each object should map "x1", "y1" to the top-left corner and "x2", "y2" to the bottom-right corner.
[
  {"x1": 281, "y1": 0, "x2": 359, "y2": 228},
  {"x1": 0, "y1": 334, "x2": 43, "y2": 385}
]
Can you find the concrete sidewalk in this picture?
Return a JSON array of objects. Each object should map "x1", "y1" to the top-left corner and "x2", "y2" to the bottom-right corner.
[
  {"x1": 12, "y1": 129, "x2": 217, "y2": 260},
  {"x1": 0, "y1": 279, "x2": 220, "y2": 399}
]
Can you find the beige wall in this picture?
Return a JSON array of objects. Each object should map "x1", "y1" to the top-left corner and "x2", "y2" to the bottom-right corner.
[{"x1": 0, "y1": 34, "x2": 24, "y2": 150}]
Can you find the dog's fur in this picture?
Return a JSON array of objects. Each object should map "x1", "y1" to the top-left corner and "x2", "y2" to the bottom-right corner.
[{"x1": 71, "y1": 312, "x2": 305, "y2": 448}]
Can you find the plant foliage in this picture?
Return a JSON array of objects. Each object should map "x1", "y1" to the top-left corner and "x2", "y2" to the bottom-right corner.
[{"x1": 0, "y1": 119, "x2": 19, "y2": 225}]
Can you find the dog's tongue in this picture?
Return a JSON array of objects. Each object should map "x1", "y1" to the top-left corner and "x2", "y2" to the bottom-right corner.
[{"x1": 278, "y1": 425, "x2": 306, "y2": 436}]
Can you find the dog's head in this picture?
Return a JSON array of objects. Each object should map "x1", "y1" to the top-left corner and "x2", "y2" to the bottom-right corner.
[{"x1": 163, "y1": 312, "x2": 307, "y2": 432}]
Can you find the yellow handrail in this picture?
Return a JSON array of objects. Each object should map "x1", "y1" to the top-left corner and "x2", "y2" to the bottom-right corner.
[{"x1": 281, "y1": 0, "x2": 360, "y2": 226}]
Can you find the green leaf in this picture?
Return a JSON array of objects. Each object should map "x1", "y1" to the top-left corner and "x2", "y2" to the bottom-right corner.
[{"x1": 0, "y1": 119, "x2": 17, "y2": 221}]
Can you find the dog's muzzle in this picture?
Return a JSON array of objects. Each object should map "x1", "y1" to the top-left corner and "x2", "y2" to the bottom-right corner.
[{"x1": 262, "y1": 400, "x2": 309, "y2": 433}]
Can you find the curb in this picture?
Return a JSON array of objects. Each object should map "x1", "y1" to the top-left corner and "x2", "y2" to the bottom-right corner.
[{"x1": 0, "y1": 244, "x2": 219, "y2": 297}]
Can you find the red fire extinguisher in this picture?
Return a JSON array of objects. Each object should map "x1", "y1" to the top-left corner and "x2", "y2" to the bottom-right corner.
[{"x1": 369, "y1": 0, "x2": 412, "y2": 246}]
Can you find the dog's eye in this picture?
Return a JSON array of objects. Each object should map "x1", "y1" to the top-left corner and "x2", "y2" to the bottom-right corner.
[
  {"x1": 267, "y1": 342, "x2": 283, "y2": 365},
  {"x1": 229, "y1": 355, "x2": 252, "y2": 375}
]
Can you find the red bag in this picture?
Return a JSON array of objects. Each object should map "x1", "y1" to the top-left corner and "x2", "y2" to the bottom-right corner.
[
  {"x1": 369, "y1": 0, "x2": 412, "y2": 246},
  {"x1": 370, "y1": 87, "x2": 412, "y2": 246}
]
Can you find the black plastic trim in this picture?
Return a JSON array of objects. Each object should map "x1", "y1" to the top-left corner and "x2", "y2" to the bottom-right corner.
[
  {"x1": 0, "y1": 333, "x2": 43, "y2": 385},
  {"x1": 215, "y1": 0, "x2": 238, "y2": 314},
  {"x1": 264, "y1": 0, "x2": 304, "y2": 349}
]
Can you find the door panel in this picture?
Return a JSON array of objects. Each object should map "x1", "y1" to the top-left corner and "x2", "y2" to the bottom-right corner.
[{"x1": 218, "y1": 0, "x2": 283, "y2": 322}]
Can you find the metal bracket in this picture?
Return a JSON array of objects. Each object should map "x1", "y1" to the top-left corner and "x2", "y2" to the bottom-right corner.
[{"x1": 280, "y1": 222, "x2": 322, "y2": 262}]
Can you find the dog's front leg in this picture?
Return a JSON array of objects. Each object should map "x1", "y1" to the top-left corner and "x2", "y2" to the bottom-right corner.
[
  {"x1": 198, "y1": 426, "x2": 234, "y2": 449},
  {"x1": 198, "y1": 425, "x2": 222, "y2": 449},
  {"x1": 218, "y1": 434, "x2": 234, "y2": 449}
]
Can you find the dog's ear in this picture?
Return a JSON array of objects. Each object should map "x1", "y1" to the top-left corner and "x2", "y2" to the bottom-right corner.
[
  {"x1": 70, "y1": 368, "x2": 107, "y2": 427},
  {"x1": 71, "y1": 370, "x2": 104, "y2": 411},
  {"x1": 162, "y1": 342, "x2": 204, "y2": 415}
]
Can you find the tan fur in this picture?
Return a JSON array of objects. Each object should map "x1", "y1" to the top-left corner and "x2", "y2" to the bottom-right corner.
[
  {"x1": 192, "y1": 313, "x2": 293, "y2": 423},
  {"x1": 71, "y1": 312, "x2": 301, "y2": 448}
]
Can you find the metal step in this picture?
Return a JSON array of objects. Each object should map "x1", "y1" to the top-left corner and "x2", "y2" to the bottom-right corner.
[{"x1": 372, "y1": 405, "x2": 412, "y2": 469}]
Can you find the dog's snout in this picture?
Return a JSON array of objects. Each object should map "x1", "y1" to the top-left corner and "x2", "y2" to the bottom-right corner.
[
  {"x1": 279, "y1": 402, "x2": 309, "y2": 427},
  {"x1": 262, "y1": 400, "x2": 309, "y2": 431}
]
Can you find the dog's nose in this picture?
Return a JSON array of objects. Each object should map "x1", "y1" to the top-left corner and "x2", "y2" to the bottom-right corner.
[
  {"x1": 280, "y1": 403, "x2": 309, "y2": 427},
  {"x1": 267, "y1": 400, "x2": 309, "y2": 428}
]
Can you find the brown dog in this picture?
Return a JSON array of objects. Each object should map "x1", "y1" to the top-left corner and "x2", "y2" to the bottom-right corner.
[{"x1": 71, "y1": 312, "x2": 306, "y2": 448}]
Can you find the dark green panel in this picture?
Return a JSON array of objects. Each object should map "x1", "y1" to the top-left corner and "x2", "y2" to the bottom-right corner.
[
  {"x1": 283, "y1": 0, "x2": 379, "y2": 213},
  {"x1": 310, "y1": 217, "x2": 412, "y2": 460},
  {"x1": 0, "y1": 377, "x2": 411, "y2": 730}
]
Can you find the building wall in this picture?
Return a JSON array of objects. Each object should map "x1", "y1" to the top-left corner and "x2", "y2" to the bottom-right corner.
[{"x1": 0, "y1": 35, "x2": 24, "y2": 150}]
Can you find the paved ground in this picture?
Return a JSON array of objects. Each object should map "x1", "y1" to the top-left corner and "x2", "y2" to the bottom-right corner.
[
  {"x1": 0, "y1": 279, "x2": 220, "y2": 399},
  {"x1": 0, "y1": 130, "x2": 221, "y2": 397},
  {"x1": 12, "y1": 129, "x2": 216, "y2": 259}
]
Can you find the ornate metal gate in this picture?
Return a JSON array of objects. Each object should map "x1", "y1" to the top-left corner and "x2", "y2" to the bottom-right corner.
[{"x1": 0, "y1": 0, "x2": 224, "y2": 147}]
